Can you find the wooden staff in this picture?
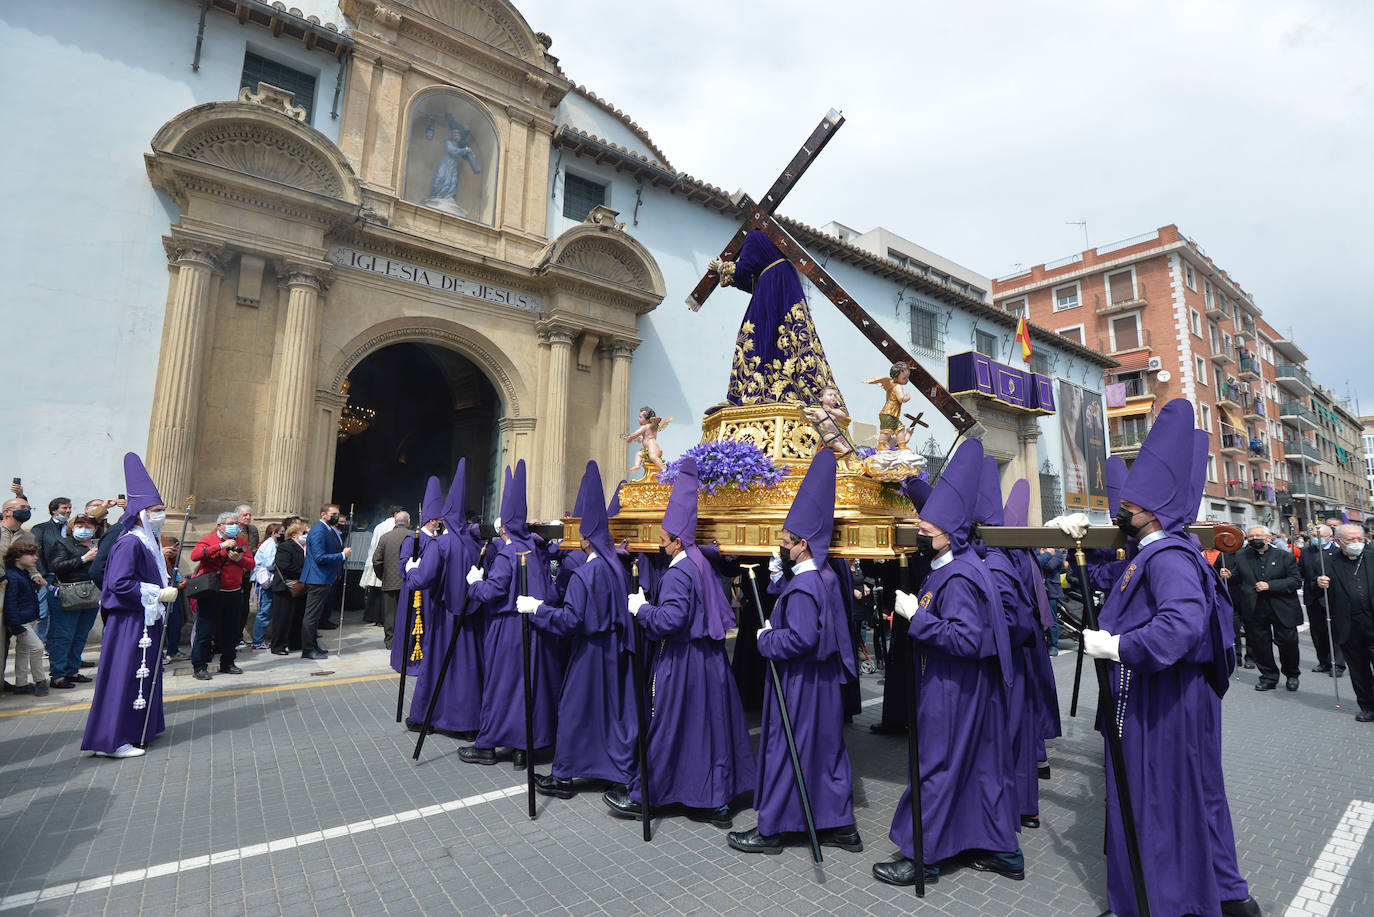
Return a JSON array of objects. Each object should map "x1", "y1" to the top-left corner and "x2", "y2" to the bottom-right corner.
[
  {"x1": 517, "y1": 550, "x2": 536, "y2": 818},
  {"x1": 413, "y1": 539, "x2": 488, "y2": 762},
  {"x1": 395, "y1": 521, "x2": 423, "y2": 723},
  {"x1": 741, "y1": 563, "x2": 821, "y2": 863},
  {"x1": 630, "y1": 558, "x2": 653, "y2": 842},
  {"x1": 897, "y1": 552, "x2": 925, "y2": 897},
  {"x1": 337, "y1": 502, "x2": 354, "y2": 657},
  {"x1": 1073, "y1": 539, "x2": 1150, "y2": 917}
]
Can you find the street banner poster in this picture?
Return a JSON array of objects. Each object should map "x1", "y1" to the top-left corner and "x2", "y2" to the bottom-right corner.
[
  {"x1": 1059, "y1": 381, "x2": 1088, "y2": 509},
  {"x1": 1082, "y1": 389, "x2": 1109, "y2": 511}
]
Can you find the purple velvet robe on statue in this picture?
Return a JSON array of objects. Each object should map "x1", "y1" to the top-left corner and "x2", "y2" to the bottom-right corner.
[
  {"x1": 1098, "y1": 536, "x2": 1247, "y2": 917},
  {"x1": 403, "y1": 529, "x2": 483, "y2": 734},
  {"x1": 628, "y1": 555, "x2": 755, "y2": 808},
  {"x1": 530, "y1": 554, "x2": 637, "y2": 783},
  {"x1": 82, "y1": 532, "x2": 166, "y2": 753},
  {"x1": 468, "y1": 543, "x2": 559, "y2": 750},
  {"x1": 754, "y1": 565, "x2": 854, "y2": 834},
  {"x1": 888, "y1": 555, "x2": 1018, "y2": 862}
]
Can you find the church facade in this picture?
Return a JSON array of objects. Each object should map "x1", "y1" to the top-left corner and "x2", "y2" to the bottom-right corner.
[{"x1": 1, "y1": 0, "x2": 1111, "y2": 526}]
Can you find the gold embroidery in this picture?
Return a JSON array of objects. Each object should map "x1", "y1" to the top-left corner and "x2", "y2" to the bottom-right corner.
[
  {"x1": 1120, "y1": 563, "x2": 1137, "y2": 591},
  {"x1": 726, "y1": 299, "x2": 843, "y2": 408},
  {"x1": 919, "y1": 592, "x2": 932, "y2": 609}
]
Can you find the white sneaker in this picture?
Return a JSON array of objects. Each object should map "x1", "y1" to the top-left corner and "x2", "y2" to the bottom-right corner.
[{"x1": 95, "y1": 743, "x2": 146, "y2": 759}]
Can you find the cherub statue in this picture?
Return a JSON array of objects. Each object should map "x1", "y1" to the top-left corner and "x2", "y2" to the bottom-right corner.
[
  {"x1": 865, "y1": 361, "x2": 912, "y2": 451},
  {"x1": 798, "y1": 386, "x2": 854, "y2": 460},
  {"x1": 627, "y1": 406, "x2": 672, "y2": 476}
]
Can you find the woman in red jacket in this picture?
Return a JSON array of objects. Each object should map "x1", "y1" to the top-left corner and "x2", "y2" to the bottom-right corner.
[{"x1": 189, "y1": 511, "x2": 254, "y2": 680}]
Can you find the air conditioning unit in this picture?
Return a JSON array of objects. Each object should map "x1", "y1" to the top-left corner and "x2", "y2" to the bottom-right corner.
[{"x1": 1147, "y1": 356, "x2": 1163, "y2": 372}]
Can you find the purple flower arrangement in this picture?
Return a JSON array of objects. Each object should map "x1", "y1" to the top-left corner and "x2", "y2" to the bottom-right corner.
[{"x1": 659, "y1": 438, "x2": 789, "y2": 495}]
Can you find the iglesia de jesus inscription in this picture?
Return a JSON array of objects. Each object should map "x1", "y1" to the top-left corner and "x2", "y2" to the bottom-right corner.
[{"x1": 327, "y1": 246, "x2": 544, "y2": 314}]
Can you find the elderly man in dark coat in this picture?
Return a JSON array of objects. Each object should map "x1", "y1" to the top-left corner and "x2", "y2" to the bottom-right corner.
[{"x1": 1219, "y1": 524, "x2": 1304, "y2": 691}]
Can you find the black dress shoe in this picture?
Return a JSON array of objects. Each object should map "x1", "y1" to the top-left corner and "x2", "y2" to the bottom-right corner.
[
  {"x1": 534, "y1": 774, "x2": 577, "y2": 799},
  {"x1": 219, "y1": 665, "x2": 244, "y2": 675},
  {"x1": 686, "y1": 805, "x2": 733, "y2": 829},
  {"x1": 1334, "y1": 665, "x2": 1346, "y2": 678},
  {"x1": 301, "y1": 649, "x2": 327, "y2": 660},
  {"x1": 512, "y1": 750, "x2": 527, "y2": 770},
  {"x1": 602, "y1": 788, "x2": 643, "y2": 817},
  {"x1": 193, "y1": 669, "x2": 212, "y2": 681},
  {"x1": 319, "y1": 622, "x2": 338, "y2": 630},
  {"x1": 965, "y1": 852, "x2": 1025, "y2": 880},
  {"x1": 49, "y1": 677, "x2": 77, "y2": 689},
  {"x1": 271, "y1": 647, "x2": 289, "y2": 656},
  {"x1": 872, "y1": 857, "x2": 938, "y2": 886},
  {"x1": 820, "y1": 825, "x2": 863, "y2": 852},
  {"x1": 70, "y1": 673, "x2": 92, "y2": 684},
  {"x1": 1313, "y1": 663, "x2": 1332, "y2": 673},
  {"x1": 80, "y1": 660, "x2": 95, "y2": 669},
  {"x1": 1254, "y1": 680, "x2": 1277, "y2": 691},
  {"x1": 1220, "y1": 896, "x2": 1262, "y2": 917},
  {"x1": 1243, "y1": 659, "x2": 1256, "y2": 669},
  {"x1": 1021, "y1": 815, "x2": 1041, "y2": 829},
  {"x1": 457, "y1": 745, "x2": 496, "y2": 765},
  {"x1": 1037, "y1": 763, "x2": 1051, "y2": 780},
  {"x1": 726, "y1": 827, "x2": 783, "y2": 855},
  {"x1": 1355, "y1": 709, "x2": 1374, "y2": 723},
  {"x1": 313, "y1": 644, "x2": 330, "y2": 655},
  {"x1": 1285, "y1": 676, "x2": 1300, "y2": 692},
  {"x1": 869, "y1": 722, "x2": 907, "y2": 736}
]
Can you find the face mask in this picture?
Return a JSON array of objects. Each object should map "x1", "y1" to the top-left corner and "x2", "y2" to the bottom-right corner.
[
  {"x1": 327, "y1": 513, "x2": 339, "y2": 525},
  {"x1": 54, "y1": 514, "x2": 69, "y2": 524},
  {"x1": 1247, "y1": 538, "x2": 1267, "y2": 551},
  {"x1": 1311, "y1": 537, "x2": 1325, "y2": 548},
  {"x1": 778, "y1": 545, "x2": 796, "y2": 575},
  {"x1": 225, "y1": 524, "x2": 241, "y2": 538},
  {"x1": 1114, "y1": 507, "x2": 1142, "y2": 539},
  {"x1": 1344, "y1": 542, "x2": 1365, "y2": 558},
  {"x1": 915, "y1": 532, "x2": 938, "y2": 559},
  {"x1": 148, "y1": 511, "x2": 166, "y2": 533},
  {"x1": 296, "y1": 535, "x2": 308, "y2": 545},
  {"x1": 658, "y1": 544, "x2": 670, "y2": 559},
  {"x1": 72, "y1": 527, "x2": 94, "y2": 541},
  {"x1": 10, "y1": 508, "x2": 31, "y2": 523}
]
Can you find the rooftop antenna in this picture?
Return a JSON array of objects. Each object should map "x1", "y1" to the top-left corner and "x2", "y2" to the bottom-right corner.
[{"x1": 1067, "y1": 220, "x2": 1089, "y2": 250}]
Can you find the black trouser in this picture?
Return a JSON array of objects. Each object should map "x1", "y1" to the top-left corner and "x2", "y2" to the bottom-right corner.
[
  {"x1": 191, "y1": 590, "x2": 240, "y2": 671},
  {"x1": 301, "y1": 584, "x2": 333, "y2": 652},
  {"x1": 381, "y1": 589, "x2": 400, "y2": 647},
  {"x1": 1341, "y1": 614, "x2": 1374, "y2": 713},
  {"x1": 267, "y1": 591, "x2": 306, "y2": 650},
  {"x1": 1248, "y1": 605, "x2": 1300, "y2": 683},
  {"x1": 873, "y1": 614, "x2": 889, "y2": 668},
  {"x1": 1306, "y1": 601, "x2": 1345, "y2": 668},
  {"x1": 239, "y1": 582, "x2": 253, "y2": 643}
]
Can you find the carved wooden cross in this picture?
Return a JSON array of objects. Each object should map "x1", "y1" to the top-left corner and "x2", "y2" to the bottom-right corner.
[{"x1": 686, "y1": 111, "x2": 984, "y2": 438}]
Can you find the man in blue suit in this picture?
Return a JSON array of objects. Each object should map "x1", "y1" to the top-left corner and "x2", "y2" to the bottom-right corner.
[{"x1": 301, "y1": 503, "x2": 350, "y2": 659}]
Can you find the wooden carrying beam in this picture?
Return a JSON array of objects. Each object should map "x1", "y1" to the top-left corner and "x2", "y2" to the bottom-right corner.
[{"x1": 896, "y1": 523, "x2": 1244, "y2": 553}]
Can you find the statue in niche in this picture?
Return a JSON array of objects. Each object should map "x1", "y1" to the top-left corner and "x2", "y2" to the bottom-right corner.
[{"x1": 423, "y1": 112, "x2": 482, "y2": 217}]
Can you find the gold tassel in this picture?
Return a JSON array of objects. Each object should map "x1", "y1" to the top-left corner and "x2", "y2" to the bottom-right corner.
[{"x1": 410, "y1": 590, "x2": 424, "y2": 661}]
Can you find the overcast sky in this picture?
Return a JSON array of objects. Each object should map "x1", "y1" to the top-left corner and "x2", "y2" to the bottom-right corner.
[{"x1": 518, "y1": 0, "x2": 1373, "y2": 411}]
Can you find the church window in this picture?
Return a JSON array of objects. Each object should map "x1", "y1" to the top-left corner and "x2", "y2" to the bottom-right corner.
[
  {"x1": 975, "y1": 329, "x2": 999, "y2": 357},
  {"x1": 241, "y1": 52, "x2": 316, "y2": 123},
  {"x1": 403, "y1": 91, "x2": 499, "y2": 225},
  {"x1": 563, "y1": 172, "x2": 606, "y2": 222},
  {"x1": 909, "y1": 305, "x2": 941, "y2": 353}
]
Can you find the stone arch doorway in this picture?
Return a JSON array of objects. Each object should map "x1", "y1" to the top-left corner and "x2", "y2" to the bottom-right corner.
[{"x1": 331, "y1": 342, "x2": 503, "y2": 526}]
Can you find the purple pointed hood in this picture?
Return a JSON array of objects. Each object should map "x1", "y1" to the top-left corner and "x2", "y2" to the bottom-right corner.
[
  {"x1": 501, "y1": 460, "x2": 530, "y2": 541},
  {"x1": 1105, "y1": 454, "x2": 1128, "y2": 517},
  {"x1": 497, "y1": 465, "x2": 513, "y2": 523},
  {"x1": 973, "y1": 455, "x2": 1004, "y2": 526},
  {"x1": 1003, "y1": 478, "x2": 1030, "y2": 527},
  {"x1": 902, "y1": 475, "x2": 934, "y2": 514},
  {"x1": 921, "y1": 438, "x2": 984, "y2": 552},
  {"x1": 1120, "y1": 398, "x2": 1197, "y2": 533},
  {"x1": 606, "y1": 480, "x2": 626, "y2": 518},
  {"x1": 784, "y1": 450, "x2": 837, "y2": 564},
  {"x1": 420, "y1": 476, "x2": 444, "y2": 526},
  {"x1": 121, "y1": 452, "x2": 165, "y2": 531},
  {"x1": 442, "y1": 459, "x2": 467, "y2": 531},
  {"x1": 574, "y1": 461, "x2": 617, "y2": 564},
  {"x1": 662, "y1": 457, "x2": 699, "y2": 543}
]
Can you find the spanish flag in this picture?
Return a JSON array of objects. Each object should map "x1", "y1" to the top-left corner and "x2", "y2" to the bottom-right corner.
[{"x1": 1015, "y1": 305, "x2": 1033, "y2": 362}]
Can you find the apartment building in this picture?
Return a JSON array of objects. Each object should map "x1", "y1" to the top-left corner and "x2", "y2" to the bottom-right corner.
[
  {"x1": 1292, "y1": 388, "x2": 1369, "y2": 525},
  {"x1": 991, "y1": 225, "x2": 1288, "y2": 528}
]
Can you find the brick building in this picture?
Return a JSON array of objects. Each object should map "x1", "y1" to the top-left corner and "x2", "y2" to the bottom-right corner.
[{"x1": 990, "y1": 225, "x2": 1299, "y2": 529}]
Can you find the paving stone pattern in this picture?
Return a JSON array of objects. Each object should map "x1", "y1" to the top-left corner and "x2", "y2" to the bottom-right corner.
[{"x1": 0, "y1": 627, "x2": 1370, "y2": 916}]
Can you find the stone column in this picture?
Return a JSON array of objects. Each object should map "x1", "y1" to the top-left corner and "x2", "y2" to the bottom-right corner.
[
  {"x1": 262, "y1": 267, "x2": 328, "y2": 517},
  {"x1": 1020, "y1": 426, "x2": 1044, "y2": 524},
  {"x1": 605, "y1": 338, "x2": 638, "y2": 487},
  {"x1": 146, "y1": 243, "x2": 222, "y2": 508},
  {"x1": 365, "y1": 56, "x2": 409, "y2": 190},
  {"x1": 537, "y1": 321, "x2": 576, "y2": 518},
  {"x1": 337, "y1": 48, "x2": 377, "y2": 172}
]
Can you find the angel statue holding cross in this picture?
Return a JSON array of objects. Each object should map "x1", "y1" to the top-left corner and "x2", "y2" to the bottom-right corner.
[{"x1": 707, "y1": 230, "x2": 844, "y2": 413}]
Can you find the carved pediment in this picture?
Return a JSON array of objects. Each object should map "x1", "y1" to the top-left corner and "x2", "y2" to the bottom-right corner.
[
  {"x1": 398, "y1": 0, "x2": 540, "y2": 62},
  {"x1": 555, "y1": 237, "x2": 649, "y2": 288}
]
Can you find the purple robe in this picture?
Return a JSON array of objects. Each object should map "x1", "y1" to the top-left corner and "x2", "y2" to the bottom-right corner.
[
  {"x1": 389, "y1": 532, "x2": 433, "y2": 677},
  {"x1": 628, "y1": 555, "x2": 755, "y2": 808},
  {"x1": 889, "y1": 554, "x2": 1018, "y2": 862},
  {"x1": 754, "y1": 566, "x2": 854, "y2": 834},
  {"x1": 1011, "y1": 548, "x2": 1061, "y2": 746},
  {"x1": 403, "y1": 529, "x2": 483, "y2": 733},
  {"x1": 467, "y1": 542, "x2": 559, "y2": 750},
  {"x1": 1098, "y1": 536, "x2": 1247, "y2": 917},
  {"x1": 985, "y1": 548, "x2": 1041, "y2": 821},
  {"x1": 82, "y1": 532, "x2": 166, "y2": 753},
  {"x1": 530, "y1": 554, "x2": 636, "y2": 783}
]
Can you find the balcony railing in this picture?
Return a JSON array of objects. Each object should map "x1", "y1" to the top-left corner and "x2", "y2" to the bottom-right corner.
[
  {"x1": 1275, "y1": 362, "x2": 1313, "y2": 394},
  {"x1": 1248, "y1": 438, "x2": 1268, "y2": 457},
  {"x1": 1094, "y1": 281, "x2": 1148, "y2": 315},
  {"x1": 1237, "y1": 354, "x2": 1260, "y2": 378},
  {"x1": 1283, "y1": 439, "x2": 1321, "y2": 462},
  {"x1": 1289, "y1": 481, "x2": 1327, "y2": 499},
  {"x1": 1217, "y1": 384, "x2": 1243, "y2": 407},
  {"x1": 1220, "y1": 432, "x2": 1246, "y2": 453},
  {"x1": 1280, "y1": 401, "x2": 1317, "y2": 428},
  {"x1": 1242, "y1": 397, "x2": 1265, "y2": 419},
  {"x1": 1111, "y1": 430, "x2": 1149, "y2": 450},
  {"x1": 1096, "y1": 328, "x2": 1152, "y2": 355},
  {"x1": 1210, "y1": 346, "x2": 1234, "y2": 365}
]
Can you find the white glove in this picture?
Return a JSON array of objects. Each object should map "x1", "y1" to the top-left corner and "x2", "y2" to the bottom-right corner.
[
  {"x1": 157, "y1": 586, "x2": 179, "y2": 603},
  {"x1": 1047, "y1": 513, "x2": 1091, "y2": 540},
  {"x1": 627, "y1": 589, "x2": 647, "y2": 616},
  {"x1": 1082, "y1": 629, "x2": 1121, "y2": 662},
  {"x1": 466, "y1": 565, "x2": 483, "y2": 585},
  {"x1": 405, "y1": 558, "x2": 421, "y2": 573},
  {"x1": 893, "y1": 590, "x2": 918, "y2": 621},
  {"x1": 515, "y1": 595, "x2": 541, "y2": 615},
  {"x1": 759, "y1": 618, "x2": 773, "y2": 633},
  {"x1": 768, "y1": 554, "x2": 783, "y2": 580},
  {"x1": 493, "y1": 516, "x2": 502, "y2": 531}
]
